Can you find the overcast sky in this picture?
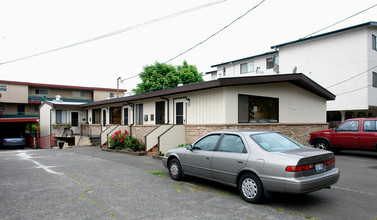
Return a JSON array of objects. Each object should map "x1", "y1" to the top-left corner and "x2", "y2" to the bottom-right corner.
[{"x1": 1, "y1": 0, "x2": 376, "y2": 92}]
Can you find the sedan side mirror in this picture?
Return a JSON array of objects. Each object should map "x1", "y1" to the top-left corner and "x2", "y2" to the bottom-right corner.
[{"x1": 186, "y1": 145, "x2": 193, "y2": 151}]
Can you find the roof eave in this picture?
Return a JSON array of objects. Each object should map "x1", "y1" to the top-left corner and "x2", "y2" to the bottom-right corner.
[{"x1": 271, "y1": 21, "x2": 377, "y2": 49}]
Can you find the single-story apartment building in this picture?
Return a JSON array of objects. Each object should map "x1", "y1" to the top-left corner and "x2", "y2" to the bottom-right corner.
[{"x1": 40, "y1": 73, "x2": 335, "y2": 154}]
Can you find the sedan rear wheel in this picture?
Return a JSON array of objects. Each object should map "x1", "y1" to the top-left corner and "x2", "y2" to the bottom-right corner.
[
  {"x1": 168, "y1": 158, "x2": 183, "y2": 181},
  {"x1": 314, "y1": 140, "x2": 329, "y2": 150},
  {"x1": 238, "y1": 173, "x2": 264, "y2": 204}
]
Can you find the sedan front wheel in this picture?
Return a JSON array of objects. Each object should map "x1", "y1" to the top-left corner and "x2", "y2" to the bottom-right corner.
[
  {"x1": 238, "y1": 173, "x2": 264, "y2": 204},
  {"x1": 314, "y1": 140, "x2": 329, "y2": 150},
  {"x1": 168, "y1": 158, "x2": 183, "y2": 181}
]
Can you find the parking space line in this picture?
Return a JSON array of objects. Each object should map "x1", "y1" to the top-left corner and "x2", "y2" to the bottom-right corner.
[
  {"x1": 17, "y1": 151, "x2": 63, "y2": 175},
  {"x1": 332, "y1": 186, "x2": 377, "y2": 197}
]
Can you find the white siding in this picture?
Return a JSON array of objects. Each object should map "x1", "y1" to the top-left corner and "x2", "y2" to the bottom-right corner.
[
  {"x1": 368, "y1": 27, "x2": 377, "y2": 107},
  {"x1": 224, "y1": 83, "x2": 326, "y2": 123},
  {"x1": 217, "y1": 55, "x2": 277, "y2": 78},
  {"x1": 185, "y1": 88, "x2": 226, "y2": 124},
  {"x1": 171, "y1": 83, "x2": 327, "y2": 124},
  {"x1": 279, "y1": 28, "x2": 369, "y2": 111},
  {"x1": 40, "y1": 104, "x2": 52, "y2": 137}
]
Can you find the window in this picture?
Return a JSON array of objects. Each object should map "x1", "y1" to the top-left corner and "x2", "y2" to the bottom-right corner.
[
  {"x1": 56, "y1": 110, "x2": 67, "y2": 124},
  {"x1": 373, "y1": 72, "x2": 377, "y2": 88},
  {"x1": 72, "y1": 91, "x2": 85, "y2": 97},
  {"x1": 266, "y1": 57, "x2": 274, "y2": 69},
  {"x1": 193, "y1": 134, "x2": 221, "y2": 151},
  {"x1": 0, "y1": 85, "x2": 7, "y2": 92},
  {"x1": 34, "y1": 106, "x2": 39, "y2": 112},
  {"x1": 0, "y1": 105, "x2": 6, "y2": 112},
  {"x1": 35, "y1": 89, "x2": 49, "y2": 95},
  {"x1": 136, "y1": 104, "x2": 143, "y2": 125},
  {"x1": 109, "y1": 92, "x2": 115, "y2": 98},
  {"x1": 336, "y1": 120, "x2": 359, "y2": 131},
  {"x1": 17, "y1": 105, "x2": 25, "y2": 116},
  {"x1": 218, "y1": 135, "x2": 246, "y2": 153},
  {"x1": 364, "y1": 120, "x2": 377, "y2": 131},
  {"x1": 240, "y1": 62, "x2": 254, "y2": 74},
  {"x1": 238, "y1": 94, "x2": 278, "y2": 123},
  {"x1": 373, "y1": 35, "x2": 377, "y2": 51}
]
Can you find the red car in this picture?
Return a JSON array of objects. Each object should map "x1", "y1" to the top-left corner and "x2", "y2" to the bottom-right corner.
[{"x1": 309, "y1": 118, "x2": 377, "y2": 152}]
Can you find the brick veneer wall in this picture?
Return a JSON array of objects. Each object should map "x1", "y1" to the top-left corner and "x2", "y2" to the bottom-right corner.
[
  {"x1": 81, "y1": 124, "x2": 102, "y2": 137},
  {"x1": 185, "y1": 123, "x2": 329, "y2": 145},
  {"x1": 130, "y1": 125, "x2": 159, "y2": 144}
]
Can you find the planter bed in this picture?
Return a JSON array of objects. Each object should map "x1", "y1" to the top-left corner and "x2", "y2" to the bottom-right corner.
[{"x1": 102, "y1": 148, "x2": 146, "y2": 156}]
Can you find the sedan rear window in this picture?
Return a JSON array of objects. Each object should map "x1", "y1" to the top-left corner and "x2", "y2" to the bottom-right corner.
[{"x1": 250, "y1": 133, "x2": 302, "y2": 152}]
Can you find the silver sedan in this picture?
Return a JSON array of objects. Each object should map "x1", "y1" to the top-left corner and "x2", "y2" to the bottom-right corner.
[{"x1": 162, "y1": 130, "x2": 340, "y2": 203}]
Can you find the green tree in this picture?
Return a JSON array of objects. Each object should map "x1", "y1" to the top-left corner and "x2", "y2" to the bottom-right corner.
[{"x1": 133, "y1": 61, "x2": 204, "y2": 95}]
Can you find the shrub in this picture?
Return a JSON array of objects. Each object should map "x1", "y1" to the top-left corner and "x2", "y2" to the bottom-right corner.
[{"x1": 108, "y1": 130, "x2": 145, "y2": 152}]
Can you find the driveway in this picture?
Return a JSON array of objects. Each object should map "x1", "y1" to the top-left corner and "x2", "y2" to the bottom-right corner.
[{"x1": 0, "y1": 146, "x2": 376, "y2": 219}]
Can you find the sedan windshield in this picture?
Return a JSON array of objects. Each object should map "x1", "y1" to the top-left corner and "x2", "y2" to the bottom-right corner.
[{"x1": 250, "y1": 133, "x2": 302, "y2": 152}]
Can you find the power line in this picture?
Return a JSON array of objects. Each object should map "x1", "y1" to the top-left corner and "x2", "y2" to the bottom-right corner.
[
  {"x1": 0, "y1": 0, "x2": 227, "y2": 66},
  {"x1": 326, "y1": 65, "x2": 377, "y2": 89},
  {"x1": 119, "y1": 0, "x2": 266, "y2": 84},
  {"x1": 302, "y1": 3, "x2": 377, "y2": 38},
  {"x1": 336, "y1": 84, "x2": 373, "y2": 96},
  {"x1": 165, "y1": 0, "x2": 266, "y2": 63}
]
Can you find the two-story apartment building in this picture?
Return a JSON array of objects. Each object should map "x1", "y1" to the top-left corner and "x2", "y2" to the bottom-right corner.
[
  {"x1": 210, "y1": 21, "x2": 377, "y2": 123},
  {"x1": 0, "y1": 80, "x2": 126, "y2": 148},
  {"x1": 0, "y1": 80, "x2": 126, "y2": 119}
]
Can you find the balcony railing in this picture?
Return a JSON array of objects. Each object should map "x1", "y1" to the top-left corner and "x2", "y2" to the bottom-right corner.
[{"x1": 28, "y1": 96, "x2": 94, "y2": 103}]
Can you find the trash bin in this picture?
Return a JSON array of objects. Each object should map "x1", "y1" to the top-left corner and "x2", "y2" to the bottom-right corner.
[{"x1": 58, "y1": 141, "x2": 64, "y2": 149}]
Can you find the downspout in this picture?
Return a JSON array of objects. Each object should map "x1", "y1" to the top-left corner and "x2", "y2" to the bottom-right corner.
[
  {"x1": 50, "y1": 108, "x2": 52, "y2": 148},
  {"x1": 160, "y1": 97, "x2": 170, "y2": 124},
  {"x1": 126, "y1": 102, "x2": 134, "y2": 136}
]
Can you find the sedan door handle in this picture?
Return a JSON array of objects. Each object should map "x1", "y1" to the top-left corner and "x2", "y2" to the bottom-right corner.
[
  {"x1": 206, "y1": 157, "x2": 210, "y2": 160},
  {"x1": 237, "y1": 161, "x2": 243, "y2": 164}
]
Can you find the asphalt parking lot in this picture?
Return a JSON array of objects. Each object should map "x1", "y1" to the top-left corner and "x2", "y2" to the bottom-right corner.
[{"x1": 0, "y1": 146, "x2": 376, "y2": 220}]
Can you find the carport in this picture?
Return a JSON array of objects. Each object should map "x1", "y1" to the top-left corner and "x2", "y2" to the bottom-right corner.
[{"x1": 0, "y1": 118, "x2": 39, "y2": 148}]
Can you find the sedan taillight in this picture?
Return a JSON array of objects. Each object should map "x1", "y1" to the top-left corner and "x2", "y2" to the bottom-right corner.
[
  {"x1": 285, "y1": 164, "x2": 314, "y2": 172},
  {"x1": 286, "y1": 158, "x2": 335, "y2": 172}
]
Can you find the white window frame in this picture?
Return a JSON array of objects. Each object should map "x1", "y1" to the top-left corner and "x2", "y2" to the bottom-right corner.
[
  {"x1": 0, "y1": 85, "x2": 7, "y2": 92},
  {"x1": 240, "y1": 62, "x2": 254, "y2": 74},
  {"x1": 72, "y1": 91, "x2": 85, "y2": 97},
  {"x1": 56, "y1": 110, "x2": 67, "y2": 124},
  {"x1": 35, "y1": 88, "x2": 49, "y2": 95}
]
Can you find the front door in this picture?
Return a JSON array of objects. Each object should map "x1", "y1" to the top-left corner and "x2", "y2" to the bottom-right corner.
[
  {"x1": 156, "y1": 101, "x2": 165, "y2": 124},
  {"x1": 17, "y1": 105, "x2": 25, "y2": 116},
  {"x1": 102, "y1": 109, "x2": 107, "y2": 130},
  {"x1": 174, "y1": 99, "x2": 186, "y2": 124},
  {"x1": 71, "y1": 112, "x2": 79, "y2": 134},
  {"x1": 123, "y1": 108, "x2": 129, "y2": 125}
]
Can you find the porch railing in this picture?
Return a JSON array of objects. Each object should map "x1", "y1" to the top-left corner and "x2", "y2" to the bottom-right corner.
[
  {"x1": 145, "y1": 125, "x2": 174, "y2": 152},
  {"x1": 159, "y1": 125, "x2": 186, "y2": 154}
]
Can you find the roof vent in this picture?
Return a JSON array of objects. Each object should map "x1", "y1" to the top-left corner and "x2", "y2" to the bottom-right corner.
[{"x1": 55, "y1": 95, "x2": 62, "y2": 102}]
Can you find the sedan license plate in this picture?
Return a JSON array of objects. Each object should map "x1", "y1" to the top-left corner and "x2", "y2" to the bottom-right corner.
[{"x1": 315, "y1": 163, "x2": 324, "y2": 172}]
